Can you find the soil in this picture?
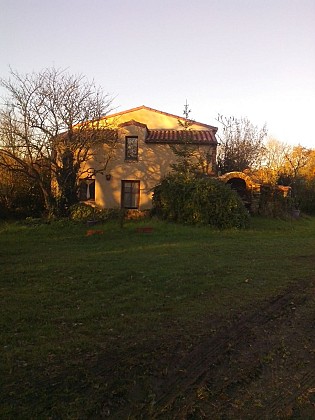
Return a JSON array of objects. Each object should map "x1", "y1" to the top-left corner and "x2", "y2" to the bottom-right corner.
[{"x1": 94, "y1": 278, "x2": 315, "y2": 419}]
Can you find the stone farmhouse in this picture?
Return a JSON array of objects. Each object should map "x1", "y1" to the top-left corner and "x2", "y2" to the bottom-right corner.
[{"x1": 79, "y1": 105, "x2": 218, "y2": 210}]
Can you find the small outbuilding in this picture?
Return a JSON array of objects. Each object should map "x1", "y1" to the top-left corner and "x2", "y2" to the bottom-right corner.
[
  {"x1": 219, "y1": 171, "x2": 261, "y2": 212},
  {"x1": 219, "y1": 171, "x2": 291, "y2": 215}
]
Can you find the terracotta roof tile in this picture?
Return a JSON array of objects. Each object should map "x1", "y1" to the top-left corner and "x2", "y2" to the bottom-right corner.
[{"x1": 146, "y1": 129, "x2": 217, "y2": 145}]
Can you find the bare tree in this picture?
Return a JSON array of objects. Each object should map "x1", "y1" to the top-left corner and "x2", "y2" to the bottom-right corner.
[
  {"x1": 275, "y1": 145, "x2": 313, "y2": 209},
  {"x1": 0, "y1": 68, "x2": 116, "y2": 216},
  {"x1": 258, "y1": 138, "x2": 291, "y2": 184},
  {"x1": 284, "y1": 145, "x2": 312, "y2": 179},
  {"x1": 216, "y1": 114, "x2": 267, "y2": 174}
]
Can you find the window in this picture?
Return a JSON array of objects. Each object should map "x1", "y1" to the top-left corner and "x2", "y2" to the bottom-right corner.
[
  {"x1": 125, "y1": 136, "x2": 138, "y2": 161},
  {"x1": 121, "y1": 180, "x2": 140, "y2": 209},
  {"x1": 79, "y1": 179, "x2": 95, "y2": 201}
]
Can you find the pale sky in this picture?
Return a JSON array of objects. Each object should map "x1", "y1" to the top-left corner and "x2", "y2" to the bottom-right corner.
[{"x1": 1, "y1": 0, "x2": 314, "y2": 148}]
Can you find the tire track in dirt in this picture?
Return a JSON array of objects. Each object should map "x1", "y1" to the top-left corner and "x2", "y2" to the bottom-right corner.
[{"x1": 149, "y1": 280, "x2": 315, "y2": 418}]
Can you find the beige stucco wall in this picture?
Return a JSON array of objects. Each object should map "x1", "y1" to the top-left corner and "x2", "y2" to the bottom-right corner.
[
  {"x1": 101, "y1": 106, "x2": 215, "y2": 130},
  {"x1": 91, "y1": 124, "x2": 179, "y2": 209},
  {"x1": 81, "y1": 107, "x2": 217, "y2": 210}
]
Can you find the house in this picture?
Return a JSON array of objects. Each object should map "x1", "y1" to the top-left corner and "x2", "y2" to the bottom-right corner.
[{"x1": 79, "y1": 105, "x2": 218, "y2": 210}]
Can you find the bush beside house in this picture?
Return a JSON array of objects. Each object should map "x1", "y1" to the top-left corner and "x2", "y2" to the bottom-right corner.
[{"x1": 152, "y1": 174, "x2": 249, "y2": 229}]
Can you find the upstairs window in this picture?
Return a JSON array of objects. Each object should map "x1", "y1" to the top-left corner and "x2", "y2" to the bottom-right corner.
[
  {"x1": 121, "y1": 180, "x2": 140, "y2": 209},
  {"x1": 125, "y1": 136, "x2": 138, "y2": 161},
  {"x1": 79, "y1": 178, "x2": 95, "y2": 201}
]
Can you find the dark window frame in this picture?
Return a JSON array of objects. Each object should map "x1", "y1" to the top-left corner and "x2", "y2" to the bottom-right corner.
[
  {"x1": 125, "y1": 136, "x2": 138, "y2": 161},
  {"x1": 121, "y1": 180, "x2": 140, "y2": 209},
  {"x1": 78, "y1": 178, "x2": 95, "y2": 201}
]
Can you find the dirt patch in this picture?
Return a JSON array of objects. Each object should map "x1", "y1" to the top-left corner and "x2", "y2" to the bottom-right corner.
[{"x1": 100, "y1": 279, "x2": 315, "y2": 418}]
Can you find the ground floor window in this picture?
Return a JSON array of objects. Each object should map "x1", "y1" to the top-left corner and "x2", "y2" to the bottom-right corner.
[
  {"x1": 121, "y1": 180, "x2": 140, "y2": 209},
  {"x1": 79, "y1": 178, "x2": 95, "y2": 201}
]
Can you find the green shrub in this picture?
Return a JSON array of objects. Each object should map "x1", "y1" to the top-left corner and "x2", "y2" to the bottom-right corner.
[
  {"x1": 259, "y1": 186, "x2": 293, "y2": 218},
  {"x1": 152, "y1": 174, "x2": 249, "y2": 229},
  {"x1": 98, "y1": 208, "x2": 120, "y2": 222},
  {"x1": 0, "y1": 181, "x2": 45, "y2": 219},
  {"x1": 124, "y1": 209, "x2": 151, "y2": 220},
  {"x1": 296, "y1": 178, "x2": 315, "y2": 215},
  {"x1": 69, "y1": 203, "x2": 120, "y2": 222},
  {"x1": 69, "y1": 203, "x2": 96, "y2": 221}
]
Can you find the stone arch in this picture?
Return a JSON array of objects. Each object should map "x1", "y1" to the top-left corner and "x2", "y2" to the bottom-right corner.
[
  {"x1": 227, "y1": 177, "x2": 247, "y2": 200},
  {"x1": 219, "y1": 171, "x2": 261, "y2": 212},
  {"x1": 219, "y1": 171, "x2": 260, "y2": 190}
]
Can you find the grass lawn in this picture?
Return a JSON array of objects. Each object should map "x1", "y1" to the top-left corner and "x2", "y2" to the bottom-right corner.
[{"x1": 1, "y1": 216, "x2": 315, "y2": 418}]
